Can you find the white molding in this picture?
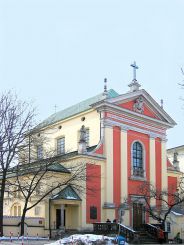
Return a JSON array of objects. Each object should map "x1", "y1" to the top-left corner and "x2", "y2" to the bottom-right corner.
[
  {"x1": 106, "y1": 89, "x2": 176, "y2": 126},
  {"x1": 107, "y1": 113, "x2": 165, "y2": 135},
  {"x1": 104, "y1": 118, "x2": 166, "y2": 140},
  {"x1": 91, "y1": 90, "x2": 176, "y2": 128}
]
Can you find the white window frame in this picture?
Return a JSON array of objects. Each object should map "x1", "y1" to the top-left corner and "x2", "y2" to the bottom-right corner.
[
  {"x1": 131, "y1": 140, "x2": 146, "y2": 179},
  {"x1": 34, "y1": 206, "x2": 41, "y2": 216},
  {"x1": 57, "y1": 137, "x2": 65, "y2": 155},
  {"x1": 85, "y1": 128, "x2": 90, "y2": 147}
]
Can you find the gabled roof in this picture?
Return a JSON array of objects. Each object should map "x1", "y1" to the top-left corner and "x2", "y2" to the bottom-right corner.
[
  {"x1": 2, "y1": 161, "x2": 70, "y2": 179},
  {"x1": 37, "y1": 89, "x2": 119, "y2": 129},
  {"x1": 91, "y1": 89, "x2": 176, "y2": 128},
  {"x1": 51, "y1": 185, "x2": 81, "y2": 201},
  {"x1": 0, "y1": 145, "x2": 98, "y2": 179}
]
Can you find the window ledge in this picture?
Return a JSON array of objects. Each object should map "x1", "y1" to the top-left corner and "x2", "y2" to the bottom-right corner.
[{"x1": 129, "y1": 176, "x2": 146, "y2": 181}]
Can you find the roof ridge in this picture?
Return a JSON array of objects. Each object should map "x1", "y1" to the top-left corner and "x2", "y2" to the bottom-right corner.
[{"x1": 37, "y1": 89, "x2": 119, "y2": 128}]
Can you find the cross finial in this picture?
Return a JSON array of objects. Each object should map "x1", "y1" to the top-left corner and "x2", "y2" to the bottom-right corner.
[
  {"x1": 103, "y1": 78, "x2": 108, "y2": 98},
  {"x1": 128, "y1": 61, "x2": 141, "y2": 92},
  {"x1": 131, "y1": 61, "x2": 139, "y2": 81}
]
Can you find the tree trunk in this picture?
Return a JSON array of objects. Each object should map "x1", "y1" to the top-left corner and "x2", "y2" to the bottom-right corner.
[
  {"x1": 0, "y1": 179, "x2": 6, "y2": 236},
  {"x1": 20, "y1": 204, "x2": 28, "y2": 236},
  {"x1": 0, "y1": 196, "x2": 4, "y2": 236}
]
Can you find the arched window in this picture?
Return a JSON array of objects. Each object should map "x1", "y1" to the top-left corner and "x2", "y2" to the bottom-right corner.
[
  {"x1": 132, "y1": 142, "x2": 144, "y2": 177},
  {"x1": 10, "y1": 203, "x2": 21, "y2": 216}
]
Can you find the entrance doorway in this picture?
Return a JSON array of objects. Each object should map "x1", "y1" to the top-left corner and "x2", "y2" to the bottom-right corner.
[
  {"x1": 56, "y1": 209, "x2": 66, "y2": 229},
  {"x1": 133, "y1": 203, "x2": 145, "y2": 230}
]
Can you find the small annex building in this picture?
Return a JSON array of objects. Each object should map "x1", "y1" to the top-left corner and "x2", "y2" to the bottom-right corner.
[{"x1": 3, "y1": 71, "x2": 182, "y2": 239}]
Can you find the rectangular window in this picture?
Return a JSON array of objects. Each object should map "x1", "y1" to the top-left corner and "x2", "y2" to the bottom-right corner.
[
  {"x1": 37, "y1": 145, "x2": 43, "y2": 159},
  {"x1": 85, "y1": 128, "x2": 89, "y2": 147},
  {"x1": 90, "y1": 206, "x2": 97, "y2": 219},
  {"x1": 57, "y1": 137, "x2": 65, "y2": 155},
  {"x1": 35, "y1": 206, "x2": 41, "y2": 215},
  {"x1": 166, "y1": 222, "x2": 171, "y2": 233}
]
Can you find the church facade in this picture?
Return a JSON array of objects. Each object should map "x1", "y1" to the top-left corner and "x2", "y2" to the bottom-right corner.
[{"x1": 3, "y1": 72, "x2": 181, "y2": 237}]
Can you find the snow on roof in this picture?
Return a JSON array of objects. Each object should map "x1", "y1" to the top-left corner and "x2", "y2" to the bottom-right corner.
[{"x1": 171, "y1": 211, "x2": 184, "y2": 216}]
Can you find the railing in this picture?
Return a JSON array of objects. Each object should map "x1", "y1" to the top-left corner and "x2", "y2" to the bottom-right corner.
[
  {"x1": 93, "y1": 223, "x2": 138, "y2": 243},
  {"x1": 142, "y1": 223, "x2": 158, "y2": 239},
  {"x1": 118, "y1": 223, "x2": 138, "y2": 243},
  {"x1": 93, "y1": 222, "x2": 118, "y2": 234}
]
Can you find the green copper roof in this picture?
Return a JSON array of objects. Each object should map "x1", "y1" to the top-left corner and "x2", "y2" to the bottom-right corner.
[
  {"x1": 47, "y1": 162, "x2": 70, "y2": 173},
  {"x1": 51, "y1": 185, "x2": 81, "y2": 201},
  {"x1": 38, "y1": 89, "x2": 119, "y2": 129},
  {"x1": 2, "y1": 161, "x2": 70, "y2": 179}
]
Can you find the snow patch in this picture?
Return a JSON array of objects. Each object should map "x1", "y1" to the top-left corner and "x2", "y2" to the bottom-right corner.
[{"x1": 45, "y1": 234, "x2": 128, "y2": 245}]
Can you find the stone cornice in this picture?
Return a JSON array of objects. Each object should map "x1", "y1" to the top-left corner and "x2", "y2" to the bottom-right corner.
[{"x1": 104, "y1": 118, "x2": 167, "y2": 140}]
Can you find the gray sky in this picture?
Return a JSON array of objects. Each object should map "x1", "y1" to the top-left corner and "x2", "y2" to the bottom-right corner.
[{"x1": 0, "y1": 0, "x2": 184, "y2": 148}]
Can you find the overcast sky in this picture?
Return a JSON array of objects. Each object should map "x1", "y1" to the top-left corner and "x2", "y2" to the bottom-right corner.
[{"x1": 0, "y1": 0, "x2": 184, "y2": 148}]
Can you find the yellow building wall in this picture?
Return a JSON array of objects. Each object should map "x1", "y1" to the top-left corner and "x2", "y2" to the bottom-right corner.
[
  {"x1": 42, "y1": 110, "x2": 100, "y2": 153},
  {"x1": 167, "y1": 146, "x2": 184, "y2": 173}
]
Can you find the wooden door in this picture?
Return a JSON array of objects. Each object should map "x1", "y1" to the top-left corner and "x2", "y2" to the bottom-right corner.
[{"x1": 133, "y1": 203, "x2": 144, "y2": 230}]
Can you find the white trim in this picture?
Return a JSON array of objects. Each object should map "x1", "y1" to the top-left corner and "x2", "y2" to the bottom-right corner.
[
  {"x1": 96, "y1": 102, "x2": 174, "y2": 128},
  {"x1": 106, "y1": 89, "x2": 176, "y2": 125},
  {"x1": 104, "y1": 118, "x2": 167, "y2": 140},
  {"x1": 89, "y1": 136, "x2": 105, "y2": 157},
  {"x1": 107, "y1": 113, "x2": 165, "y2": 135}
]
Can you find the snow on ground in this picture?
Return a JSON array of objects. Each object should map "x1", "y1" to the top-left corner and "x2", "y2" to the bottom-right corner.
[{"x1": 45, "y1": 234, "x2": 128, "y2": 245}]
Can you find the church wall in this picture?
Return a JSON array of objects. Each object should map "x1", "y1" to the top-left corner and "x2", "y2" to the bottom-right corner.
[
  {"x1": 120, "y1": 130, "x2": 128, "y2": 203},
  {"x1": 113, "y1": 126, "x2": 121, "y2": 219},
  {"x1": 155, "y1": 138, "x2": 162, "y2": 207},
  {"x1": 86, "y1": 163, "x2": 101, "y2": 223},
  {"x1": 161, "y1": 140, "x2": 168, "y2": 191},
  {"x1": 42, "y1": 110, "x2": 100, "y2": 154},
  {"x1": 127, "y1": 130, "x2": 150, "y2": 193},
  {"x1": 127, "y1": 130, "x2": 150, "y2": 226},
  {"x1": 104, "y1": 127, "x2": 114, "y2": 207},
  {"x1": 149, "y1": 137, "x2": 156, "y2": 208},
  {"x1": 168, "y1": 176, "x2": 178, "y2": 205},
  {"x1": 119, "y1": 101, "x2": 160, "y2": 119}
]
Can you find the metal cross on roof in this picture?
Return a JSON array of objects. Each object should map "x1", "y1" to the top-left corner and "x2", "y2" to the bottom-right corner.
[{"x1": 131, "y1": 61, "x2": 139, "y2": 81}]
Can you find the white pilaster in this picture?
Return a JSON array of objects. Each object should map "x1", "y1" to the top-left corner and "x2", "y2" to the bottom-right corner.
[
  {"x1": 149, "y1": 137, "x2": 156, "y2": 206},
  {"x1": 120, "y1": 129, "x2": 128, "y2": 202},
  {"x1": 104, "y1": 127, "x2": 114, "y2": 204},
  {"x1": 161, "y1": 140, "x2": 167, "y2": 191}
]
